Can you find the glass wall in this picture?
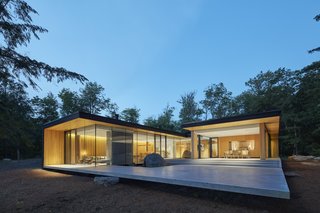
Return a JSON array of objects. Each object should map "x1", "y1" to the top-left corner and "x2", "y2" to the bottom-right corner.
[
  {"x1": 200, "y1": 137, "x2": 210, "y2": 159},
  {"x1": 155, "y1": 135, "x2": 161, "y2": 155},
  {"x1": 96, "y1": 125, "x2": 112, "y2": 165},
  {"x1": 175, "y1": 138, "x2": 191, "y2": 158},
  {"x1": 64, "y1": 125, "x2": 111, "y2": 166},
  {"x1": 64, "y1": 125, "x2": 189, "y2": 166},
  {"x1": 147, "y1": 134, "x2": 154, "y2": 154},
  {"x1": 133, "y1": 132, "x2": 156, "y2": 164},
  {"x1": 166, "y1": 137, "x2": 175, "y2": 158},
  {"x1": 132, "y1": 132, "x2": 188, "y2": 164},
  {"x1": 211, "y1": 138, "x2": 218, "y2": 158}
]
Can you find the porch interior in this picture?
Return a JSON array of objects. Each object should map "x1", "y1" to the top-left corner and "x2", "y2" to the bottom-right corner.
[{"x1": 188, "y1": 116, "x2": 280, "y2": 160}]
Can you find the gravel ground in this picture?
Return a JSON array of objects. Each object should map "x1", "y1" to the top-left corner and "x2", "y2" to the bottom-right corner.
[{"x1": 0, "y1": 158, "x2": 319, "y2": 213}]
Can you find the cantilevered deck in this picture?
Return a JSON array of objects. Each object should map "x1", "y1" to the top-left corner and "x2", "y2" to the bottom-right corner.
[{"x1": 44, "y1": 162, "x2": 290, "y2": 199}]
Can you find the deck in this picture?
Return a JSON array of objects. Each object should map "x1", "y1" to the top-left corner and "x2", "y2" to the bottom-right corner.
[{"x1": 44, "y1": 161, "x2": 290, "y2": 199}]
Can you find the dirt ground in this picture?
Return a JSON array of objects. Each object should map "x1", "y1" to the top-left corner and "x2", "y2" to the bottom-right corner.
[{"x1": 0, "y1": 159, "x2": 319, "y2": 213}]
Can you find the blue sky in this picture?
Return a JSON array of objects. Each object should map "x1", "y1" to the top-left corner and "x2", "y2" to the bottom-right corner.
[{"x1": 25, "y1": 0, "x2": 320, "y2": 120}]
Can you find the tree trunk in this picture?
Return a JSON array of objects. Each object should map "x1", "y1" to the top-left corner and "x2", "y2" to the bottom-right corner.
[{"x1": 17, "y1": 148, "x2": 20, "y2": 160}]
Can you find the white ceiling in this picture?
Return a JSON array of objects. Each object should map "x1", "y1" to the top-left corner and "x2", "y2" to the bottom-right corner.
[{"x1": 195, "y1": 124, "x2": 260, "y2": 138}]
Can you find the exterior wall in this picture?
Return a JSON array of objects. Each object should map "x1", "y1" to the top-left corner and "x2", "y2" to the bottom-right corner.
[
  {"x1": 218, "y1": 134, "x2": 261, "y2": 158},
  {"x1": 270, "y1": 138, "x2": 279, "y2": 158},
  {"x1": 44, "y1": 124, "x2": 188, "y2": 166},
  {"x1": 260, "y1": 123, "x2": 266, "y2": 160},
  {"x1": 43, "y1": 129, "x2": 64, "y2": 165}
]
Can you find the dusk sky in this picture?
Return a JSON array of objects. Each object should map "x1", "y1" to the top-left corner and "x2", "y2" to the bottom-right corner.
[{"x1": 25, "y1": 0, "x2": 320, "y2": 120}]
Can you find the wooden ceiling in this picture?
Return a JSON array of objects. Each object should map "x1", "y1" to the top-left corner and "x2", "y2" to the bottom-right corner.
[{"x1": 184, "y1": 116, "x2": 280, "y2": 138}]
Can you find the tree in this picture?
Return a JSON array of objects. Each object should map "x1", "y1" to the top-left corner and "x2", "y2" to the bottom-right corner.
[
  {"x1": 201, "y1": 83, "x2": 232, "y2": 119},
  {"x1": 178, "y1": 91, "x2": 203, "y2": 124},
  {"x1": 58, "y1": 88, "x2": 81, "y2": 116},
  {"x1": 292, "y1": 66, "x2": 320, "y2": 155},
  {"x1": 243, "y1": 68, "x2": 296, "y2": 113},
  {"x1": 58, "y1": 82, "x2": 118, "y2": 117},
  {"x1": 32, "y1": 92, "x2": 59, "y2": 124},
  {"x1": 0, "y1": 0, "x2": 87, "y2": 90},
  {"x1": 79, "y1": 82, "x2": 109, "y2": 114},
  {"x1": 106, "y1": 102, "x2": 119, "y2": 118},
  {"x1": 144, "y1": 116, "x2": 158, "y2": 128},
  {"x1": 308, "y1": 14, "x2": 320, "y2": 54},
  {"x1": 157, "y1": 105, "x2": 179, "y2": 131},
  {"x1": 121, "y1": 107, "x2": 140, "y2": 123},
  {"x1": 0, "y1": 76, "x2": 35, "y2": 160},
  {"x1": 235, "y1": 68, "x2": 299, "y2": 155},
  {"x1": 144, "y1": 105, "x2": 179, "y2": 131}
]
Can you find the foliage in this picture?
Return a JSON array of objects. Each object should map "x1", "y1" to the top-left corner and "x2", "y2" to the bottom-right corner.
[
  {"x1": 121, "y1": 107, "x2": 140, "y2": 123},
  {"x1": 58, "y1": 88, "x2": 81, "y2": 116},
  {"x1": 144, "y1": 105, "x2": 180, "y2": 131},
  {"x1": 178, "y1": 91, "x2": 203, "y2": 124},
  {"x1": 200, "y1": 83, "x2": 232, "y2": 119},
  {"x1": 31, "y1": 93, "x2": 59, "y2": 124},
  {"x1": 58, "y1": 82, "x2": 118, "y2": 117},
  {"x1": 79, "y1": 82, "x2": 110, "y2": 115},
  {"x1": 0, "y1": 77, "x2": 37, "y2": 159},
  {"x1": 0, "y1": 0, "x2": 87, "y2": 90},
  {"x1": 308, "y1": 14, "x2": 320, "y2": 54},
  {"x1": 144, "y1": 116, "x2": 158, "y2": 128},
  {"x1": 1, "y1": 7, "x2": 320, "y2": 159}
]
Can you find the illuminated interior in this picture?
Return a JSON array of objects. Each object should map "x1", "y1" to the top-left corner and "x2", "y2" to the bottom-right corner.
[
  {"x1": 64, "y1": 125, "x2": 111, "y2": 166},
  {"x1": 132, "y1": 133, "x2": 191, "y2": 164},
  {"x1": 44, "y1": 122, "x2": 189, "y2": 167},
  {"x1": 43, "y1": 111, "x2": 280, "y2": 167}
]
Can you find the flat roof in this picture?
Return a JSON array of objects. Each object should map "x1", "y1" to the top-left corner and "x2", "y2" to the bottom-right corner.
[
  {"x1": 182, "y1": 110, "x2": 281, "y2": 128},
  {"x1": 43, "y1": 112, "x2": 187, "y2": 138}
]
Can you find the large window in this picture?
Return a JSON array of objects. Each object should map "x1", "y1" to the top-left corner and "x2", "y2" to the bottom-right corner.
[
  {"x1": 155, "y1": 135, "x2": 161, "y2": 155},
  {"x1": 166, "y1": 137, "x2": 175, "y2": 158},
  {"x1": 64, "y1": 125, "x2": 111, "y2": 166},
  {"x1": 96, "y1": 125, "x2": 112, "y2": 165},
  {"x1": 65, "y1": 126, "x2": 189, "y2": 166},
  {"x1": 133, "y1": 132, "x2": 155, "y2": 164},
  {"x1": 175, "y1": 138, "x2": 191, "y2": 158},
  {"x1": 200, "y1": 137, "x2": 210, "y2": 159}
]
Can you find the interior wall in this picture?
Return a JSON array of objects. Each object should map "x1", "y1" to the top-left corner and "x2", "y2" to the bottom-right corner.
[
  {"x1": 43, "y1": 129, "x2": 64, "y2": 165},
  {"x1": 218, "y1": 134, "x2": 261, "y2": 158},
  {"x1": 96, "y1": 136, "x2": 107, "y2": 156}
]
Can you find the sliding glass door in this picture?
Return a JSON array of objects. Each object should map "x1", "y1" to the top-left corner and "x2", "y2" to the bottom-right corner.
[{"x1": 64, "y1": 125, "x2": 111, "y2": 166}]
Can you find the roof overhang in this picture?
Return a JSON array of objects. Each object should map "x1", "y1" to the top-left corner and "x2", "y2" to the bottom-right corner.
[
  {"x1": 43, "y1": 112, "x2": 187, "y2": 138},
  {"x1": 182, "y1": 110, "x2": 281, "y2": 139}
]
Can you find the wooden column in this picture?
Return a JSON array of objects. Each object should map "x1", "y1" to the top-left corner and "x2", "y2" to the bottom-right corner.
[
  {"x1": 209, "y1": 138, "x2": 213, "y2": 158},
  {"x1": 260, "y1": 123, "x2": 266, "y2": 160},
  {"x1": 191, "y1": 131, "x2": 197, "y2": 159}
]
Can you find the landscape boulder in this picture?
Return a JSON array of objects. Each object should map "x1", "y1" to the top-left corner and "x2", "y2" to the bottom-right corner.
[
  {"x1": 143, "y1": 153, "x2": 166, "y2": 167},
  {"x1": 94, "y1": 176, "x2": 119, "y2": 186},
  {"x1": 182, "y1": 150, "x2": 191, "y2": 159}
]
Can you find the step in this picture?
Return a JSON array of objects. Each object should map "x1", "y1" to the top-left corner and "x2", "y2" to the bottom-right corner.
[{"x1": 166, "y1": 159, "x2": 282, "y2": 168}]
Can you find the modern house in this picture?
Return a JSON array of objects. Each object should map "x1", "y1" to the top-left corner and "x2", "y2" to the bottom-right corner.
[{"x1": 43, "y1": 110, "x2": 281, "y2": 167}]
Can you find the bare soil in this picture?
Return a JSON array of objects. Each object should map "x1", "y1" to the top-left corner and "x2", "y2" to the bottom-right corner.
[{"x1": 0, "y1": 159, "x2": 319, "y2": 213}]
